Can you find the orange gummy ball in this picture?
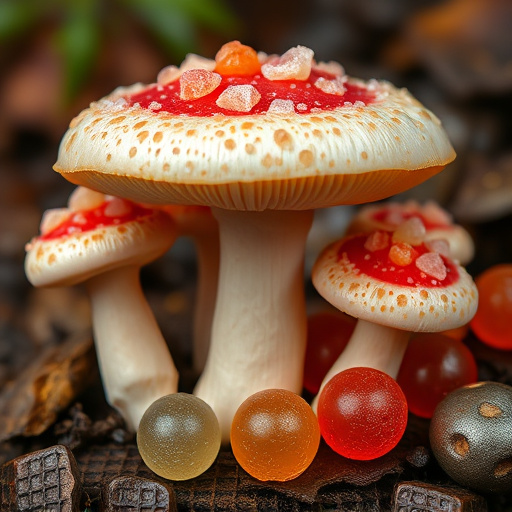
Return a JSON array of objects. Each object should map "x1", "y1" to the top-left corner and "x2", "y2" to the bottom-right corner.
[
  {"x1": 470, "y1": 264, "x2": 512, "y2": 350},
  {"x1": 215, "y1": 41, "x2": 261, "y2": 76},
  {"x1": 230, "y1": 389, "x2": 320, "y2": 481}
]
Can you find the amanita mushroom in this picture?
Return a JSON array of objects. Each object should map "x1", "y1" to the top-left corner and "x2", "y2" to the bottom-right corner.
[
  {"x1": 346, "y1": 199, "x2": 474, "y2": 264},
  {"x1": 24, "y1": 186, "x2": 178, "y2": 431},
  {"x1": 311, "y1": 218, "x2": 478, "y2": 407},
  {"x1": 53, "y1": 41, "x2": 455, "y2": 441},
  {"x1": 161, "y1": 205, "x2": 219, "y2": 373}
]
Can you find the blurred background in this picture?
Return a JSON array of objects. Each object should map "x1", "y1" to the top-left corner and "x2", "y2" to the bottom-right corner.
[{"x1": 0, "y1": 0, "x2": 511, "y2": 414}]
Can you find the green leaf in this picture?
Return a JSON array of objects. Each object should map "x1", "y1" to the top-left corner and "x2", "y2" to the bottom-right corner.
[
  {"x1": 54, "y1": 1, "x2": 101, "y2": 103},
  {"x1": 0, "y1": 0, "x2": 42, "y2": 41}
]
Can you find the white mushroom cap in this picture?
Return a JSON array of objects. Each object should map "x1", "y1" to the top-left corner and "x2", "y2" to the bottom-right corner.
[
  {"x1": 54, "y1": 45, "x2": 455, "y2": 211},
  {"x1": 312, "y1": 233, "x2": 478, "y2": 332},
  {"x1": 25, "y1": 208, "x2": 176, "y2": 287}
]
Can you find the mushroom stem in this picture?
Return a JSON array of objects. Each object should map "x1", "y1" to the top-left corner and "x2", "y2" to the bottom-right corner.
[
  {"x1": 86, "y1": 265, "x2": 178, "y2": 432},
  {"x1": 194, "y1": 208, "x2": 314, "y2": 443},
  {"x1": 191, "y1": 231, "x2": 220, "y2": 373},
  {"x1": 312, "y1": 319, "x2": 410, "y2": 410}
]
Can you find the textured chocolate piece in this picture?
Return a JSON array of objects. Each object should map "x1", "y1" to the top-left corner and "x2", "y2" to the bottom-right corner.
[
  {"x1": 393, "y1": 481, "x2": 487, "y2": 512},
  {"x1": 0, "y1": 444, "x2": 81, "y2": 512},
  {"x1": 103, "y1": 475, "x2": 176, "y2": 512}
]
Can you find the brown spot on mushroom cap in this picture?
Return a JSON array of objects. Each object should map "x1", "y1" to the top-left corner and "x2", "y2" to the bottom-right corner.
[{"x1": 274, "y1": 129, "x2": 293, "y2": 150}]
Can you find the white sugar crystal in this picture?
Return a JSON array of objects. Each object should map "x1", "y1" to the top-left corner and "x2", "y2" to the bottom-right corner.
[
  {"x1": 421, "y1": 200, "x2": 452, "y2": 226},
  {"x1": 364, "y1": 231, "x2": 390, "y2": 252},
  {"x1": 425, "y1": 238, "x2": 451, "y2": 258},
  {"x1": 157, "y1": 65, "x2": 180, "y2": 85},
  {"x1": 180, "y1": 70, "x2": 222, "y2": 100},
  {"x1": 261, "y1": 45, "x2": 314, "y2": 81},
  {"x1": 392, "y1": 217, "x2": 426, "y2": 246},
  {"x1": 39, "y1": 208, "x2": 70, "y2": 235},
  {"x1": 314, "y1": 60, "x2": 345, "y2": 77},
  {"x1": 72, "y1": 212, "x2": 87, "y2": 225},
  {"x1": 149, "y1": 101, "x2": 162, "y2": 110},
  {"x1": 104, "y1": 198, "x2": 132, "y2": 217},
  {"x1": 296, "y1": 103, "x2": 307, "y2": 111},
  {"x1": 268, "y1": 99, "x2": 295, "y2": 114},
  {"x1": 216, "y1": 85, "x2": 261, "y2": 112},
  {"x1": 68, "y1": 187, "x2": 105, "y2": 212},
  {"x1": 354, "y1": 100, "x2": 366, "y2": 107},
  {"x1": 415, "y1": 252, "x2": 447, "y2": 281},
  {"x1": 314, "y1": 76, "x2": 346, "y2": 96}
]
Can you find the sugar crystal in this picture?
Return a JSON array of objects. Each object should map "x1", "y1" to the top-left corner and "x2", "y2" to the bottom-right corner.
[
  {"x1": 388, "y1": 242, "x2": 414, "y2": 266},
  {"x1": 180, "y1": 70, "x2": 222, "y2": 100},
  {"x1": 314, "y1": 60, "x2": 345, "y2": 77},
  {"x1": 425, "y1": 238, "x2": 451, "y2": 258},
  {"x1": 104, "y1": 198, "x2": 132, "y2": 218},
  {"x1": 261, "y1": 46, "x2": 314, "y2": 81},
  {"x1": 157, "y1": 65, "x2": 180, "y2": 85},
  {"x1": 216, "y1": 85, "x2": 261, "y2": 112},
  {"x1": 268, "y1": 99, "x2": 295, "y2": 114},
  {"x1": 314, "y1": 76, "x2": 346, "y2": 96},
  {"x1": 415, "y1": 252, "x2": 447, "y2": 281},
  {"x1": 422, "y1": 201, "x2": 452, "y2": 226},
  {"x1": 68, "y1": 187, "x2": 105, "y2": 212},
  {"x1": 364, "y1": 231, "x2": 390, "y2": 252},
  {"x1": 40, "y1": 208, "x2": 70, "y2": 235},
  {"x1": 392, "y1": 217, "x2": 426, "y2": 246}
]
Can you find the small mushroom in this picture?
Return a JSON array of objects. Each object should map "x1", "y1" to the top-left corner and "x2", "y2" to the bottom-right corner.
[
  {"x1": 311, "y1": 218, "x2": 478, "y2": 408},
  {"x1": 25, "y1": 187, "x2": 178, "y2": 431},
  {"x1": 346, "y1": 200, "x2": 475, "y2": 265},
  {"x1": 430, "y1": 381, "x2": 512, "y2": 494}
]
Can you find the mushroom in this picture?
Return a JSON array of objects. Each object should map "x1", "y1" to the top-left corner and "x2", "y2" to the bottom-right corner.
[
  {"x1": 430, "y1": 381, "x2": 512, "y2": 494},
  {"x1": 346, "y1": 199, "x2": 475, "y2": 264},
  {"x1": 52, "y1": 41, "x2": 455, "y2": 441},
  {"x1": 24, "y1": 186, "x2": 178, "y2": 431},
  {"x1": 161, "y1": 205, "x2": 219, "y2": 373},
  {"x1": 311, "y1": 218, "x2": 478, "y2": 408}
]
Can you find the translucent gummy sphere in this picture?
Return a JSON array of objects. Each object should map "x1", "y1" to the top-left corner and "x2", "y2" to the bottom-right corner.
[
  {"x1": 137, "y1": 393, "x2": 221, "y2": 481},
  {"x1": 231, "y1": 389, "x2": 320, "y2": 482}
]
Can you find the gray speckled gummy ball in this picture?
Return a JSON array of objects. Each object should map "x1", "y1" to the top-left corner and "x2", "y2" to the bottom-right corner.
[
  {"x1": 137, "y1": 393, "x2": 221, "y2": 481},
  {"x1": 429, "y1": 381, "x2": 512, "y2": 494}
]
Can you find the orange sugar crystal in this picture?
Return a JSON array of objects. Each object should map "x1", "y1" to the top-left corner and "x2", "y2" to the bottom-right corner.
[{"x1": 214, "y1": 41, "x2": 261, "y2": 76}]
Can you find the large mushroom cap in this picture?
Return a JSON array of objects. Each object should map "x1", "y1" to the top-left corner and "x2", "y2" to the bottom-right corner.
[
  {"x1": 54, "y1": 42, "x2": 455, "y2": 211},
  {"x1": 312, "y1": 231, "x2": 478, "y2": 332}
]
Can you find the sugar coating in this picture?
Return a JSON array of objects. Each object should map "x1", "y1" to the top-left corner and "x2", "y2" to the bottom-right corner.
[
  {"x1": 392, "y1": 217, "x2": 426, "y2": 246},
  {"x1": 268, "y1": 99, "x2": 295, "y2": 114},
  {"x1": 216, "y1": 84, "x2": 261, "y2": 112},
  {"x1": 261, "y1": 45, "x2": 314, "y2": 81},
  {"x1": 179, "y1": 70, "x2": 222, "y2": 100},
  {"x1": 416, "y1": 252, "x2": 447, "y2": 280},
  {"x1": 314, "y1": 76, "x2": 347, "y2": 96}
]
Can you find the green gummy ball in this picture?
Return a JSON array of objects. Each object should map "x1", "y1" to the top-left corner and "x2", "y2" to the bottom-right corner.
[{"x1": 137, "y1": 393, "x2": 221, "y2": 481}]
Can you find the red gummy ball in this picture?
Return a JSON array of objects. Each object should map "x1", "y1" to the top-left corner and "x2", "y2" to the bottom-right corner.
[
  {"x1": 397, "y1": 333, "x2": 478, "y2": 418},
  {"x1": 317, "y1": 367, "x2": 408, "y2": 460},
  {"x1": 470, "y1": 264, "x2": 512, "y2": 350},
  {"x1": 303, "y1": 311, "x2": 355, "y2": 394}
]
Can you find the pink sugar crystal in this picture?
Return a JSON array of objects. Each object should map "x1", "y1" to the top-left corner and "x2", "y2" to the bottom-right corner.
[
  {"x1": 40, "y1": 208, "x2": 71, "y2": 235},
  {"x1": 261, "y1": 45, "x2": 314, "y2": 81},
  {"x1": 68, "y1": 187, "x2": 105, "y2": 212},
  {"x1": 364, "y1": 231, "x2": 390, "y2": 252},
  {"x1": 179, "y1": 69, "x2": 222, "y2": 100},
  {"x1": 157, "y1": 65, "x2": 180, "y2": 85},
  {"x1": 392, "y1": 217, "x2": 426, "y2": 246},
  {"x1": 314, "y1": 76, "x2": 347, "y2": 96},
  {"x1": 216, "y1": 85, "x2": 261, "y2": 112},
  {"x1": 421, "y1": 200, "x2": 452, "y2": 226},
  {"x1": 268, "y1": 99, "x2": 295, "y2": 113},
  {"x1": 425, "y1": 238, "x2": 451, "y2": 258},
  {"x1": 104, "y1": 198, "x2": 132, "y2": 217},
  {"x1": 415, "y1": 252, "x2": 447, "y2": 281},
  {"x1": 313, "y1": 60, "x2": 345, "y2": 77}
]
